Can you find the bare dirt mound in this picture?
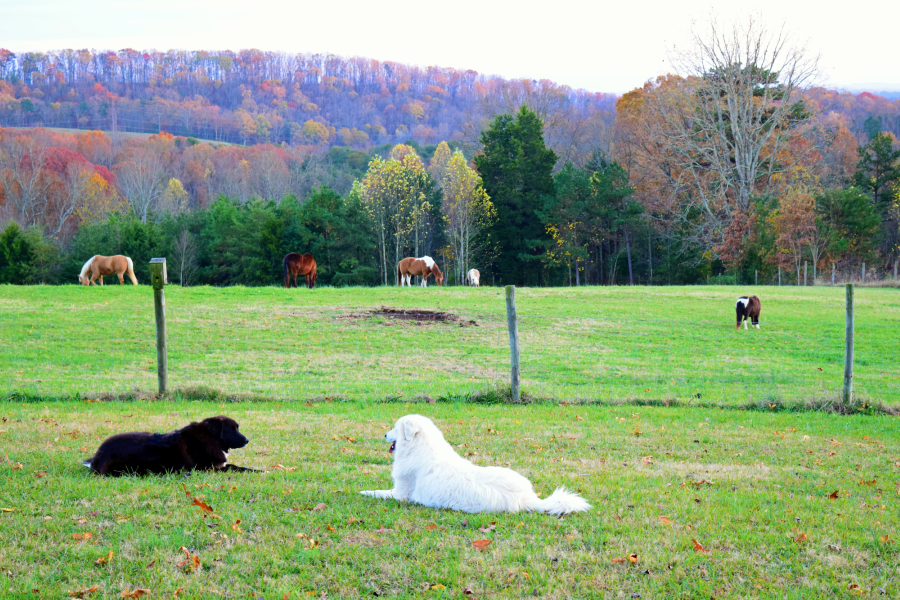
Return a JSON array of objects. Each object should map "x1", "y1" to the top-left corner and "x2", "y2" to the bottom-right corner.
[{"x1": 350, "y1": 306, "x2": 478, "y2": 327}]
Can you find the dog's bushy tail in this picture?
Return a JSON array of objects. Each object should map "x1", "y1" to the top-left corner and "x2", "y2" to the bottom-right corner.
[{"x1": 533, "y1": 487, "x2": 591, "y2": 515}]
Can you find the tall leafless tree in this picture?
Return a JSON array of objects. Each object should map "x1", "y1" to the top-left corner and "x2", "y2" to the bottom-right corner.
[
  {"x1": 0, "y1": 136, "x2": 50, "y2": 226},
  {"x1": 173, "y1": 227, "x2": 199, "y2": 286},
  {"x1": 648, "y1": 14, "x2": 820, "y2": 251},
  {"x1": 113, "y1": 148, "x2": 166, "y2": 222}
]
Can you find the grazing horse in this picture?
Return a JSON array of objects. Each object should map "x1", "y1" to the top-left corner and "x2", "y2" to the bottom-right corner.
[
  {"x1": 284, "y1": 253, "x2": 317, "y2": 289},
  {"x1": 78, "y1": 255, "x2": 138, "y2": 286},
  {"x1": 466, "y1": 268, "x2": 480, "y2": 287},
  {"x1": 397, "y1": 256, "x2": 444, "y2": 287},
  {"x1": 736, "y1": 295, "x2": 761, "y2": 329}
]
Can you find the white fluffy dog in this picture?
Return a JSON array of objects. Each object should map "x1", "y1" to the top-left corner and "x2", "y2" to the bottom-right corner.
[{"x1": 360, "y1": 414, "x2": 591, "y2": 514}]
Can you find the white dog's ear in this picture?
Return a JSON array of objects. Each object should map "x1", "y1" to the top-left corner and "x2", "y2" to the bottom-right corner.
[{"x1": 402, "y1": 419, "x2": 420, "y2": 441}]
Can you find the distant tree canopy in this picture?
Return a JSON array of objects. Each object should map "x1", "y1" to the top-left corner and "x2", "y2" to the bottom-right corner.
[
  {"x1": 0, "y1": 47, "x2": 616, "y2": 163},
  {"x1": 54, "y1": 190, "x2": 378, "y2": 287}
]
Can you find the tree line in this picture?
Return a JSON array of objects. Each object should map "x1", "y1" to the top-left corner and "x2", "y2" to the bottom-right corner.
[
  {"x1": 2, "y1": 16, "x2": 900, "y2": 286},
  {"x1": 1, "y1": 107, "x2": 896, "y2": 287}
]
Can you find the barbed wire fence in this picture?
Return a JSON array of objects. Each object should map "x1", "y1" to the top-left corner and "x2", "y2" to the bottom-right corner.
[{"x1": 3, "y1": 282, "x2": 895, "y2": 407}]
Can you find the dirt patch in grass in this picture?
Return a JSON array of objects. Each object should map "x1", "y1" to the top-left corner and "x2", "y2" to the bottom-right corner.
[{"x1": 348, "y1": 306, "x2": 478, "y2": 327}]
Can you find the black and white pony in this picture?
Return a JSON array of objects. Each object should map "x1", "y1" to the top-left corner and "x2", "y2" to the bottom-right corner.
[{"x1": 735, "y1": 296, "x2": 761, "y2": 330}]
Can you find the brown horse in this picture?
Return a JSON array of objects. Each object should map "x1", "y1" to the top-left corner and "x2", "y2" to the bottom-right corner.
[
  {"x1": 736, "y1": 295, "x2": 761, "y2": 330},
  {"x1": 284, "y1": 253, "x2": 317, "y2": 289},
  {"x1": 78, "y1": 255, "x2": 138, "y2": 286},
  {"x1": 397, "y1": 256, "x2": 444, "y2": 287}
]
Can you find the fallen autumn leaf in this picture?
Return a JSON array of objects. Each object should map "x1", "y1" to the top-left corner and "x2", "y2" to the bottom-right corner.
[
  {"x1": 177, "y1": 547, "x2": 201, "y2": 573},
  {"x1": 190, "y1": 497, "x2": 214, "y2": 513},
  {"x1": 692, "y1": 539, "x2": 710, "y2": 553}
]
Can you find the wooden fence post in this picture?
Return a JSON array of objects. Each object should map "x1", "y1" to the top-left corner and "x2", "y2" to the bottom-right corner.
[
  {"x1": 755, "y1": 270, "x2": 758, "y2": 286},
  {"x1": 505, "y1": 285, "x2": 521, "y2": 403},
  {"x1": 861, "y1": 262, "x2": 865, "y2": 283},
  {"x1": 804, "y1": 261, "x2": 808, "y2": 286},
  {"x1": 894, "y1": 260, "x2": 897, "y2": 281},
  {"x1": 778, "y1": 266, "x2": 781, "y2": 286},
  {"x1": 832, "y1": 263, "x2": 835, "y2": 285},
  {"x1": 843, "y1": 284, "x2": 854, "y2": 405},
  {"x1": 150, "y1": 258, "x2": 168, "y2": 395}
]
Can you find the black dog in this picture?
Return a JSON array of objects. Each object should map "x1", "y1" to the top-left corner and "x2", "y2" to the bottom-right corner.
[{"x1": 83, "y1": 416, "x2": 258, "y2": 476}]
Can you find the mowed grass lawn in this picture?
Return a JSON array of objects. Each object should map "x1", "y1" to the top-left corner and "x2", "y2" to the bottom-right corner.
[
  {"x1": 0, "y1": 402, "x2": 898, "y2": 598},
  {"x1": 1, "y1": 284, "x2": 899, "y2": 406}
]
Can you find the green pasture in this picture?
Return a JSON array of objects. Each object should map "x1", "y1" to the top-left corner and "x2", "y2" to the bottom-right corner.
[
  {"x1": 0, "y1": 402, "x2": 897, "y2": 598},
  {"x1": 0, "y1": 284, "x2": 898, "y2": 407}
]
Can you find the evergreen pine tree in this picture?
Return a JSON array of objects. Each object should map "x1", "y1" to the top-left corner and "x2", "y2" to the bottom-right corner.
[{"x1": 475, "y1": 106, "x2": 556, "y2": 286}]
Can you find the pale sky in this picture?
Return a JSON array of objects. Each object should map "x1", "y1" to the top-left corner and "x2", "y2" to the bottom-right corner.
[{"x1": 2, "y1": 0, "x2": 898, "y2": 94}]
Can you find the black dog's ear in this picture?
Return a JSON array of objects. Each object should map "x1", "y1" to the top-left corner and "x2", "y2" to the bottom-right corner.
[{"x1": 204, "y1": 417, "x2": 225, "y2": 440}]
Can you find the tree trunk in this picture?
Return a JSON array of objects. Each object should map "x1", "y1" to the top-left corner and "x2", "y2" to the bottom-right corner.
[{"x1": 624, "y1": 227, "x2": 634, "y2": 286}]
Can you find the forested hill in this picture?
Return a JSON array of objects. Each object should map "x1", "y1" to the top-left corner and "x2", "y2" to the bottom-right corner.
[
  {"x1": 2, "y1": 49, "x2": 899, "y2": 160},
  {"x1": 0, "y1": 48, "x2": 617, "y2": 159}
]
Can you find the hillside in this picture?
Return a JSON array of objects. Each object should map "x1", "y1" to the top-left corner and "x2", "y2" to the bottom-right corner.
[
  {"x1": 0, "y1": 48, "x2": 617, "y2": 165},
  {"x1": 1, "y1": 49, "x2": 899, "y2": 154}
]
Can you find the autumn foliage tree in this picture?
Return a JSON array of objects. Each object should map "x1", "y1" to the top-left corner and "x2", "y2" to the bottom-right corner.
[
  {"x1": 615, "y1": 15, "x2": 820, "y2": 276},
  {"x1": 773, "y1": 186, "x2": 816, "y2": 283},
  {"x1": 354, "y1": 145, "x2": 436, "y2": 283},
  {"x1": 437, "y1": 146, "x2": 494, "y2": 284}
]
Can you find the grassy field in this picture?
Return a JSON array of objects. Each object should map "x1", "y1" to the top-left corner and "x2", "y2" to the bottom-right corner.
[
  {"x1": 1, "y1": 284, "x2": 898, "y2": 407},
  {"x1": 1, "y1": 285, "x2": 899, "y2": 597},
  {"x1": 0, "y1": 401, "x2": 898, "y2": 598}
]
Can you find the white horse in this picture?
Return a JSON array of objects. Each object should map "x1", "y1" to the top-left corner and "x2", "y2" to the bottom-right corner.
[{"x1": 466, "y1": 268, "x2": 480, "y2": 287}]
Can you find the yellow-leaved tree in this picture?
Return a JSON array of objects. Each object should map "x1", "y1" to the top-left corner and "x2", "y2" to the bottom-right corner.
[
  {"x1": 74, "y1": 172, "x2": 125, "y2": 224},
  {"x1": 439, "y1": 150, "x2": 494, "y2": 284},
  {"x1": 429, "y1": 141, "x2": 452, "y2": 187},
  {"x1": 355, "y1": 144, "x2": 432, "y2": 284},
  {"x1": 160, "y1": 178, "x2": 190, "y2": 213},
  {"x1": 302, "y1": 120, "x2": 331, "y2": 144}
]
